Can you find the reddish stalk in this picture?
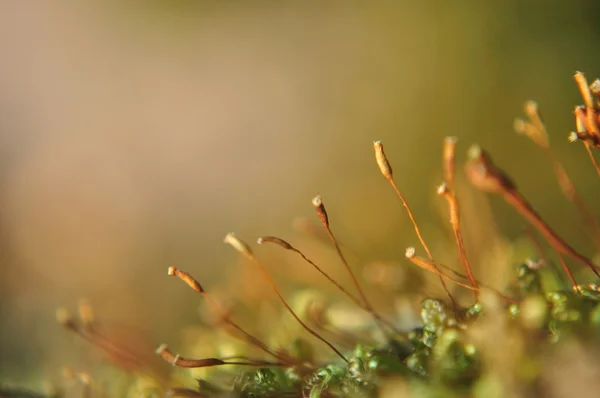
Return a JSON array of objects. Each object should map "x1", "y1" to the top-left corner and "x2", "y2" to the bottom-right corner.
[
  {"x1": 515, "y1": 101, "x2": 600, "y2": 251},
  {"x1": 404, "y1": 248, "x2": 518, "y2": 303},
  {"x1": 521, "y1": 225, "x2": 570, "y2": 286},
  {"x1": 438, "y1": 184, "x2": 478, "y2": 299},
  {"x1": 583, "y1": 143, "x2": 600, "y2": 177},
  {"x1": 465, "y1": 145, "x2": 600, "y2": 288},
  {"x1": 311, "y1": 196, "x2": 393, "y2": 329},
  {"x1": 155, "y1": 344, "x2": 284, "y2": 368},
  {"x1": 257, "y1": 235, "x2": 401, "y2": 334},
  {"x1": 224, "y1": 233, "x2": 349, "y2": 363},
  {"x1": 439, "y1": 137, "x2": 479, "y2": 300},
  {"x1": 167, "y1": 266, "x2": 291, "y2": 364},
  {"x1": 501, "y1": 190, "x2": 600, "y2": 279},
  {"x1": 310, "y1": 196, "x2": 367, "y2": 304},
  {"x1": 546, "y1": 155, "x2": 600, "y2": 246},
  {"x1": 56, "y1": 308, "x2": 147, "y2": 371},
  {"x1": 555, "y1": 252, "x2": 581, "y2": 293},
  {"x1": 373, "y1": 141, "x2": 456, "y2": 305},
  {"x1": 434, "y1": 257, "x2": 521, "y2": 300},
  {"x1": 305, "y1": 301, "x2": 362, "y2": 349},
  {"x1": 292, "y1": 217, "x2": 361, "y2": 259}
]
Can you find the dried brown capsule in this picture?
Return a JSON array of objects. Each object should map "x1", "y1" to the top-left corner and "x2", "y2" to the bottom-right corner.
[
  {"x1": 168, "y1": 266, "x2": 205, "y2": 293},
  {"x1": 311, "y1": 195, "x2": 329, "y2": 228},
  {"x1": 442, "y1": 137, "x2": 458, "y2": 188},
  {"x1": 256, "y1": 236, "x2": 294, "y2": 251},
  {"x1": 224, "y1": 233, "x2": 255, "y2": 260},
  {"x1": 373, "y1": 140, "x2": 393, "y2": 180},
  {"x1": 373, "y1": 139, "x2": 455, "y2": 305},
  {"x1": 574, "y1": 71, "x2": 595, "y2": 110},
  {"x1": 465, "y1": 145, "x2": 516, "y2": 194}
]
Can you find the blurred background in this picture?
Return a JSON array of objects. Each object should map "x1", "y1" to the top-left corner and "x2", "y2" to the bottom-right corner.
[{"x1": 1, "y1": 0, "x2": 600, "y2": 389}]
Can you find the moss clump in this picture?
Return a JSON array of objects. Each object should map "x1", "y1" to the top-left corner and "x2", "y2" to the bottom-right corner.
[{"x1": 42, "y1": 71, "x2": 600, "y2": 398}]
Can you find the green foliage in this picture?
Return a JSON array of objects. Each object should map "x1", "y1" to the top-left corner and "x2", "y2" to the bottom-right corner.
[{"x1": 193, "y1": 264, "x2": 600, "y2": 398}]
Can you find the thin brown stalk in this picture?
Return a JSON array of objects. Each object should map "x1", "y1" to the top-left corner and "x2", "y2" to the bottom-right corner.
[
  {"x1": 224, "y1": 233, "x2": 349, "y2": 363},
  {"x1": 56, "y1": 309, "x2": 146, "y2": 370},
  {"x1": 521, "y1": 225, "x2": 571, "y2": 286},
  {"x1": 373, "y1": 141, "x2": 434, "y2": 260},
  {"x1": 311, "y1": 195, "x2": 408, "y2": 336},
  {"x1": 373, "y1": 140, "x2": 456, "y2": 305},
  {"x1": 443, "y1": 136, "x2": 458, "y2": 188},
  {"x1": 258, "y1": 236, "x2": 362, "y2": 306},
  {"x1": 439, "y1": 137, "x2": 478, "y2": 300},
  {"x1": 155, "y1": 344, "x2": 284, "y2": 368},
  {"x1": 59, "y1": 307, "x2": 172, "y2": 385},
  {"x1": 523, "y1": 225, "x2": 549, "y2": 265},
  {"x1": 305, "y1": 302, "x2": 362, "y2": 349},
  {"x1": 433, "y1": 257, "x2": 521, "y2": 301},
  {"x1": 465, "y1": 146, "x2": 600, "y2": 287},
  {"x1": 292, "y1": 217, "x2": 361, "y2": 259},
  {"x1": 311, "y1": 196, "x2": 384, "y2": 315},
  {"x1": 584, "y1": 142, "x2": 600, "y2": 176},
  {"x1": 438, "y1": 184, "x2": 478, "y2": 300},
  {"x1": 555, "y1": 252, "x2": 581, "y2": 293},
  {"x1": 515, "y1": 103, "x2": 600, "y2": 250},
  {"x1": 502, "y1": 191, "x2": 599, "y2": 280},
  {"x1": 546, "y1": 153, "x2": 600, "y2": 247},
  {"x1": 167, "y1": 266, "x2": 291, "y2": 364},
  {"x1": 405, "y1": 248, "x2": 518, "y2": 303},
  {"x1": 257, "y1": 236, "x2": 402, "y2": 335},
  {"x1": 312, "y1": 197, "x2": 364, "y2": 302}
]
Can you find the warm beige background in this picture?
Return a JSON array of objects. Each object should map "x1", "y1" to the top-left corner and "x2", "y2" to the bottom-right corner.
[{"x1": 1, "y1": 0, "x2": 599, "y2": 387}]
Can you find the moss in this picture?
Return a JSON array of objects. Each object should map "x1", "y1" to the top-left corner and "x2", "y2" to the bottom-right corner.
[{"x1": 44, "y1": 71, "x2": 600, "y2": 397}]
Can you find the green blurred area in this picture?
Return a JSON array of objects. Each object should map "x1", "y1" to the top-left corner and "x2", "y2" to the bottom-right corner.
[{"x1": 1, "y1": 0, "x2": 600, "y2": 389}]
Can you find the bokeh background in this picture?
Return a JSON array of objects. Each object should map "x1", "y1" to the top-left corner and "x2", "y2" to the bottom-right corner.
[{"x1": 1, "y1": 0, "x2": 600, "y2": 390}]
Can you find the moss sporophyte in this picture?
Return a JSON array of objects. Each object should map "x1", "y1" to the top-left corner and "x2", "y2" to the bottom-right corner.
[{"x1": 49, "y1": 72, "x2": 600, "y2": 397}]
